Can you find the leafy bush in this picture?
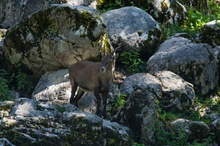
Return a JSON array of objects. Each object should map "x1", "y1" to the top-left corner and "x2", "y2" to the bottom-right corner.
[
  {"x1": 167, "y1": 0, "x2": 220, "y2": 36},
  {"x1": 108, "y1": 93, "x2": 126, "y2": 116},
  {"x1": 0, "y1": 69, "x2": 33, "y2": 100},
  {"x1": 15, "y1": 72, "x2": 33, "y2": 94},
  {"x1": 0, "y1": 70, "x2": 11, "y2": 101},
  {"x1": 119, "y1": 51, "x2": 146, "y2": 74}
]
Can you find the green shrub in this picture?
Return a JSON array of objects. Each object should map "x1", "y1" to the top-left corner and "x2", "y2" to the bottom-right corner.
[
  {"x1": 108, "y1": 93, "x2": 126, "y2": 116},
  {"x1": 0, "y1": 69, "x2": 11, "y2": 101},
  {"x1": 15, "y1": 72, "x2": 33, "y2": 94},
  {"x1": 119, "y1": 51, "x2": 146, "y2": 74}
]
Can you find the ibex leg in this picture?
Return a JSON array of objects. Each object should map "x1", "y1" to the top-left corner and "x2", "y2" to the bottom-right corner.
[
  {"x1": 73, "y1": 88, "x2": 85, "y2": 107},
  {"x1": 102, "y1": 92, "x2": 108, "y2": 119},
  {"x1": 70, "y1": 80, "x2": 77, "y2": 105},
  {"x1": 94, "y1": 87, "x2": 102, "y2": 117}
]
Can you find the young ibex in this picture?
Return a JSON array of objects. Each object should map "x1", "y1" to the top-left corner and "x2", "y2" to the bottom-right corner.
[{"x1": 68, "y1": 47, "x2": 119, "y2": 118}]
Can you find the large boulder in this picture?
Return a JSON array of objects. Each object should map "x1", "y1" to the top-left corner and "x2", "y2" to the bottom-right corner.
[
  {"x1": 147, "y1": 36, "x2": 217, "y2": 96},
  {"x1": 0, "y1": 0, "x2": 98, "y2": 29},
  {"x1": 0, "y1": 0, "x2": 64, "y2": 29},
  {"x1": 3, "y1": 4, "x2": 110, "y2": 78},
  {"x1": 210, "y1": 117, "x2": 220, "y2": 144},
  {"x1": 103, "y1": 0, "x2": 187, "y2": 24},
  {"x1": 170, "y1": 119, "x2": 210, "y2": 142},
  {"x1": 101, "y1": 6, "x2": 162, "y2": 57},
  {"x1": 0, "y1": 98, "x2": 134, "y2": 145},
  {"x1": 199, "y1": 20, "x2": 220, "y2": 47},
  {"x1": 114, "y1": 71, "x2": 195, "y2": 145}
]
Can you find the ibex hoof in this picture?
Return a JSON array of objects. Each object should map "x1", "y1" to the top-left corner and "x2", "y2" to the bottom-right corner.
[{"x1": 70, "y1": 98, "x2": 78, "y2": 107}]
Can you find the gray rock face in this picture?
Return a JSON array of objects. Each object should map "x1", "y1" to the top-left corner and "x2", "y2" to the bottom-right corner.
[
  {"x1": 147, "y1": 36, "x2": 217, "y2": 96},
  {"x1": 152, "y1": 71, "x2": 195, "y2": 111},
  {"x1": 118, "y1": 0, "x2": 187, "y2": 24},
  {"x1": 3, "y1": 4, "x2": 110, "y2": 78},
  {"x1": 101, "y1": 6, "x2": 162, "y2": 56},
  {"x1": 114, "y1": 71, "x2": 195, "y2": 145},
  {"x1": 0, "y1": 0, "x2": 63, "y2": 28},
  {"x1": 170, "y1": 118, "x2": 210, "y2": 141},
  {"x1": 0, "y1": 138, "x2": 15, "y2": 146},
  {"x1": 210, "y1": 117, "x2": 220, "y2": 144},
  {"x1": 0, "y1": 98, "x2": 133, "y2": 145},
  {"x1": 0, "y1": 0, "x2": 98, "y2": 29},
  {"x1": 199, "y1": 20, "x2": 220, "y2": 47}
]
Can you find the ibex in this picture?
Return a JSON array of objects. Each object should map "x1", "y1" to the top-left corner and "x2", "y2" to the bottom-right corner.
[{"x1": 68, "y1": 47, "x2": 119, "y2": 118}]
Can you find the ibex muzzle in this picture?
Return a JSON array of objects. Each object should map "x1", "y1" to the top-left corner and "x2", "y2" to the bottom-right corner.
[{"x1": 68, "y1": 49, "x2": 118, "y2": 118}]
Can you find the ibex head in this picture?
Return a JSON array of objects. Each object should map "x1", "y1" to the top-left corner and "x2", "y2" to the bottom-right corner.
[{"x1": 100, "y1": 45, "x2": 120, "y2": 73}]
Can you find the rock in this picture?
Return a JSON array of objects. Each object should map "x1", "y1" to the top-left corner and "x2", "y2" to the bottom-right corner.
[
  {"x1": 170, "y1": 118, "x2": 210, "y2": 142},
  {"x1": 101, "y1": 6, "x2": 162, "y2": 57},
  {"x1": 120, "y1": 71, "x2": 195, "y2": 111},
  {"x1": 0, "y1": 138, "x2": 15, "y2": 146},
  {"x1": 108, "y1": 0, "x2": 187, "y2": 24},
  {"x1": 32, "y1": 69, "x2": 71, "y2": 105},
  {"x1": 114, "y1": 71, "x2": 195, "y2": 145},
  {"x1": 152, "y1": 71, "x2": 195, "y2": 111},
  {"x1": 0, "y1": 98, "x2": 133, "y2": 145},
  {"x1": 213, "y1": 46, "x2": 220, "y2": 83},
  {"x1": 0, "y1": 101, "x2": 15, "y2": 118},
  {"x1": 67, "y1": 0, "x2": 97, "y2": 8},
  {"x1": 147, "y1": 36, "x2": 217, "y2": 96},
  {"x1": 0, "y1": 0, "x2": 65, "y2": 29},
  {"x1": 113, "y1": 89, "x2": 159, "y2": 145},
  {"x1": 210, "y1": 117, "x2": 220, "y2": 144},
  {"x1": 189, "y1": 121, "x2": 210, "y2": 141},
  {"x1": 120, "y1": 73, "x2": 162, "y2": 98},
  {"x1": 3, "y1": 4, "x2": 110, "y2": 78},
  {"x1": 62, "y1": 110, "x2": 133, "y2": 145},
  {"x1": 199, "y1": 20, "x2": 220, "y2": 47}
]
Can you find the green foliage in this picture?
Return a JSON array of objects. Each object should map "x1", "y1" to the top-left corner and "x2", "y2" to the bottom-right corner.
[
  {"x1": 0, "y1": 69, "x2": 33, "y2": 101},
  {"x1": 166, "y1": 0, "x2": 220, "y2": 36},
  {"x1": 15, "y1": 72, "x2": 33, "y2": 93},
  {"x1": 155, "y1": 95, "x2": 219, "y2": 145},
  {"x1": 108, "y1": 93, "x2": 126, "y2": 116},
  {"x1": 132, "y1": 143, "x2": 144, "y2": 146},
  {"x1": 56, "y1": 105, "x2": 66, "y2": 113},
  {"x1": 0, "y1": 70, "x2": 11, "y2": 101},
  {"x1": 155, "y1": 126, "x2": 188, "y2": 146},
  {"x1": 120, "y1": 51, "x2": 146, "y2": 74},
  {"x1": 97, "y1": 0, "x2": 123, "y2": 13}
]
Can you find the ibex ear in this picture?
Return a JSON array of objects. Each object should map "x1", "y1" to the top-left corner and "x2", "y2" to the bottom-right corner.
[{"x1": 112, "y1": 44, "x2": 121, "y2": 59}]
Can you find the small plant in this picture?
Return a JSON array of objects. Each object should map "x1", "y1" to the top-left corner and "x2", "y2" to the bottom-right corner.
[
  {"x1": 56, "y1": 105, "x2": 66, "y2": 113},
  {"x1": 120, "y1": 51, "x2": 146, "y2": 74},
  {"x1": 15, "y1": 72, "x2": 33, "y2": 94},
  {"x1": 0, "y1": 69, "x2": 11, "y2": 101},
  {"x1": 108, "y1": 93, "x2": 126, "y2": 116}
]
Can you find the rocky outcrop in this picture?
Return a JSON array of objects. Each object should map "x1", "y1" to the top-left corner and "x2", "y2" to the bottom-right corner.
[
  {"x1": 102, "y1": 0, "x2": 187, "y2": 24},
  {"x1": 0, "y1": 0, "x2": 63, "y2": 29},
  {"x1": 114, "y1": 71, "x2": 195, "y2": 145},
  {"x1": 3, "y1": 4, "x2": 110, "y2": 78},
  {"x1": 147, "y1": 36, "x2": 217, "y2": 96},
  {"x1": 199, "y1": 20, "x2": 220, "y2": 47},
  {"x1": 210, "y1": 117, "x2": 220, "y2": 144},
  {"x1": 0, "y1": 98, "x2": 133, "y2": 145},
  {"x1": 170, "y1": 119, "x2": 210, "y2": 141},
  {"x1": 0, "y1": 0, "x2": 98, "y2": 29},
  {"x1": 101, "y1": 6, "x2": 162, "y2": 57}
]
